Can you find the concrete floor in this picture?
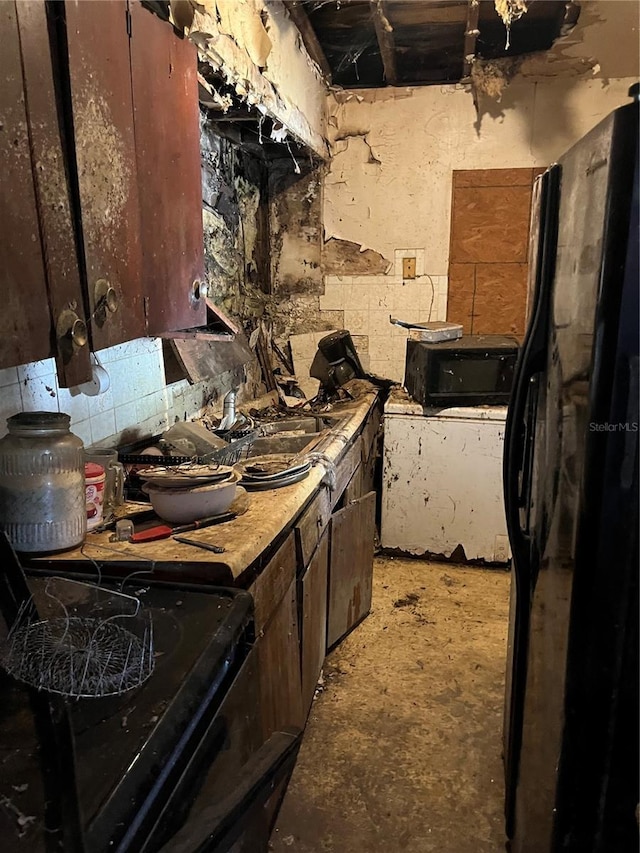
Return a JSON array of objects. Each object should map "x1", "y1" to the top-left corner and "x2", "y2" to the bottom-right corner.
[{"x1": 271, "y1": 556, "x2": 511, "y2": 853}]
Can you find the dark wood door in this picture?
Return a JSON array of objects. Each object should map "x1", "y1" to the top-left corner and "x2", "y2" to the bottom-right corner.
[
  {"x1": 300, "y1": 529, "x2": 329, "y2": 717},
  {"x1": 64, "y1": 0, "x2": 146, "y2": 351},
  {"x1": 129, "y1": 2, "x2": 206, "y2": 335},
  {"x1": 0, "y1": 2, "x2": 54, "y2": 370},
  {"x1": 327, "y1": 491, "x2": 376, "y2": 650}
]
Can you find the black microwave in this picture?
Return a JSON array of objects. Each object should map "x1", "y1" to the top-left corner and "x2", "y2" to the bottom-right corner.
[{"x1": 404, "y1": 335, "x2": 519, "y2": 407}]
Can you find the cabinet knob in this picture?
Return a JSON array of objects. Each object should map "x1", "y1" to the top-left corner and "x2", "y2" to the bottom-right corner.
[
  {"x1": 56, "y1": 309, "x2": 88, "y2": 349},
  {"x1": 191, "y1": 279, "x2": 208, "y2": 303},
  {"x1": 94, "y1": 279, "x2": 119, "y2": 315}
]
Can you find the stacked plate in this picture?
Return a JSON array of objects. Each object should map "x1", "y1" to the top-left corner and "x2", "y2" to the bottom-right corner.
[
  {"x1": 236, "y1": 454, "x2": 311, "y2": 491},
  {"x1": 137, "y1": 464, "x2": 235, "y2": 489},
  {"x1": 136, "y1": 464, "x2": 239, "y2": 524}
]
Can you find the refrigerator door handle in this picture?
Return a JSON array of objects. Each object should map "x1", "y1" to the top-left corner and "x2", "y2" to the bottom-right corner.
[
  {"x1": 504, "y1": 165, "x2": 561, "y2": 566},
  {"x1": 503, "y1": 165, "x2": 560, "y2": 838}
]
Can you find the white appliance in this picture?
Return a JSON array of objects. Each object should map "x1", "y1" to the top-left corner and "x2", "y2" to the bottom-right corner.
[{"x1": 381, "y1": 389, "x2": 510, "y2": 563}]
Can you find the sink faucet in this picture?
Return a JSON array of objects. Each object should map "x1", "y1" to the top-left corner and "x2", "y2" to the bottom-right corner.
[{"x1": 219, "y1": 389, "x2": 237, "y2": 431}]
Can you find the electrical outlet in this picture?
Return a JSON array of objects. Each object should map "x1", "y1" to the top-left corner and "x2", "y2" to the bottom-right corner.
[{"x1": 402, "y1": 257, "x2": 416, "y2": 279}]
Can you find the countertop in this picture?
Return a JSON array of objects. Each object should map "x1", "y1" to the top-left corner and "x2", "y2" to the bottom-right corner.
[
  {"x1": 385, "y1": 387, "x2": 508, "y2": 420},
  {"x1": 33, "y1": 392, "x2": 378, "y2": 587}
]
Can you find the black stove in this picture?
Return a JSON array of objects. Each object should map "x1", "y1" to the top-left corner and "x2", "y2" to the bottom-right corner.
[{"x1": 0, "y1": 575, "x2": 287, "y2": 852}]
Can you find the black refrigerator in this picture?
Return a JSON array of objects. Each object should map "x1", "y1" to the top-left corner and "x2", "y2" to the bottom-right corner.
[{"x1": 503, "y1": 87, "x2": 639, "y2": 853}]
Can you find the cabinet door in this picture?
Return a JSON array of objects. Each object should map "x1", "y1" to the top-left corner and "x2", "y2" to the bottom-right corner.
[
  {"x1": 16, "y1": 1, "x2": 91, "y2": 387},
  {"x1": 129, "y1": 2, "x2": 206, "y2": 335},
  {"x1": 64, "y1": 0, "x2": 146, "y2": 350},
  {"x1": 300, "y1": 530, "x2": 329, "y2": 717},
  {"x1": 294, "y1": 488, "x2": 331, "y2": 567},
  {"x1": 327, "y1": 491, "x2": 376, "y2": 650},
  {"x1": 257, "y1": 577, "x2": 304, "y2": 742},
  {"x1": 0, "y1": 2, "x2": 54, "y2": 370}
]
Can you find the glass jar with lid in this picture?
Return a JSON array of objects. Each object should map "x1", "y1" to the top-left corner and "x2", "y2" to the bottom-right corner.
[{"x1": 0, "y1": 412, "x2": 86, "y2": 552}]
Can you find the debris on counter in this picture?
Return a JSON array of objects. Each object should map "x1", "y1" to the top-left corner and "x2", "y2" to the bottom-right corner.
[
  {"x1": 163, "y1": 422, "x2": 227, "y2": 457},
  {"x1": 339, "y1": 378, "x2": 379, "y2": 400}
]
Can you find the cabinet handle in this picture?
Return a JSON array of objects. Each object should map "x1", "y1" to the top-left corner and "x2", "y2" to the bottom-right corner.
[
  {"x1": 94, "y1": 279, "x2": 119, "y2": 316},
  {"x1": 190, "y1": 279, "x2": 208, "y2": 304},
  {"x1": 56, "y1": 309, "x2": 88, "y2": 349}
]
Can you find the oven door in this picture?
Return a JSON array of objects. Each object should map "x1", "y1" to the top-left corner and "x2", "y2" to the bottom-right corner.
[
  {"x1": 157, "y1": 729, "x2": 302, "y2": 853},
  {"x1": 140, "y1": 645, "x2": 302, "y2": 853}
]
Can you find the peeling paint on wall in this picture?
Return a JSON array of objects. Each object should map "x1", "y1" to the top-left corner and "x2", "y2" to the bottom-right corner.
[
  {"x1": 323, "y1": 78, "x2": 635, "y2": 275},
  {"x1": 517, "y1": 1, "x2": 640, "y2": 81},
  {"x1": 323, "y1": 238, "x2": 389, "y2": 275}
]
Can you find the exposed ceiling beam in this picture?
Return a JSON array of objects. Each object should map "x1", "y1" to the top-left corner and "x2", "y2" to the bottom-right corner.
[
  {"x1": 462, "y1": 0, "x2": 480, "y2": 81},
  {"x1": 370, "y1": 0, "x2": 397, "y2": 86},
  {"x1": 283, "y1": 1, "x2": 332, "y2": 83}
]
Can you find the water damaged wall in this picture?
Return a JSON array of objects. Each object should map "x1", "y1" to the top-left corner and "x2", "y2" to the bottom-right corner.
[{"x1": 320, "y1": 75, "x2": 635, "y2": 381}]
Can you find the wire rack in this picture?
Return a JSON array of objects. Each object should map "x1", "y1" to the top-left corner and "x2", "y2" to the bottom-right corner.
[
  {"x1": 118, "y1": 430, "x2": 258, "y2": 468},
  {"x1": 118, "y1": 431, "x2": 258, "y2": 501},
  {"x1": 2, "y1": 578, "x2": 154, "y2": 698}
]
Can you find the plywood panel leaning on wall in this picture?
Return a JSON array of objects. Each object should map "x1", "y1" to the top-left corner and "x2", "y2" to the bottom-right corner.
[{"x1": 447, "y1": 168, "x2": 538, "y2": 338}]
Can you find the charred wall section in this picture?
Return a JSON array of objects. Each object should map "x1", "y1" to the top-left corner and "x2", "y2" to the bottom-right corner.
[{"x1": 200, "y1": 114, "x2": 330, "y2": 385}]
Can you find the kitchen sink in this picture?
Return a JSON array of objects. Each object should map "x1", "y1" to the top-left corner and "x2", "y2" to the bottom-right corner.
[
  {"x1": 244, "y1": 434, "x2": 321, "y2": 458},
  {"x1": 243, "y1": 414, "x2": 351, "y2": 459},
  {"x1": 256, "y1": 416, "x2": 328, "y2": 436}
]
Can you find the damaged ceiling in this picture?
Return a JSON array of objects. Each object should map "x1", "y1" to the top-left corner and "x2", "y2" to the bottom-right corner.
[{"x1": 285, "y1": 0, "x2": 582, "y2": 87}]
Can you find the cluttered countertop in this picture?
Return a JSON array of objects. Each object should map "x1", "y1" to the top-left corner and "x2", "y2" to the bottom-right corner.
[{"x1": 30, "y1": 388, "x2": 379, "y2": 587}]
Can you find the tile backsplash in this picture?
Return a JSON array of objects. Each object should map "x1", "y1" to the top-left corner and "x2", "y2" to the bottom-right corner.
[
  {"x1": 0, "y1": 337, "x2": 239, "y2": 449},
  {"x1": 319, "y1": 272, "x2": 448, "y2": 383}
]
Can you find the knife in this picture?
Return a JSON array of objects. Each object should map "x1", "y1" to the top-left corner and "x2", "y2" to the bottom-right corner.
[
  {"x1": 130, "y1": 511, "x2": 236, "y2": 543},
  {"x1": 172, "y1": 535, "x2": 226, "y2": 554}
]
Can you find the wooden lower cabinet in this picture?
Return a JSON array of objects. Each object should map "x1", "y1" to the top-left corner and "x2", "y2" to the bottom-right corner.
[
  {"x1": 256, "y1": 577, "x2": 304, "y2": 742},
  {"x1": 299, "y1": 529, "x2": 330, "y2": 717},
  {"x1": 327, "y1": 491, "x2": 376, "y2": 650}
]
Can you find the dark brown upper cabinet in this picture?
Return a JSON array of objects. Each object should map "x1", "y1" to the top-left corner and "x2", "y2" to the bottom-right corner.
[
  {"x1": 64, "y1": 0, "x2": 206, "y2": 348},
  {"x1": 0, "y1": 1, "x2": 206, "y2": 383},
  {"x1": 64, "y1": 0, "x2": 147, "y2": 352},
  {"x1": 1, "y1": 1, "x2": 91, "y2": 387},
  {"x1": 129, "y1": 1, "x2": 206, "y2": 336}
]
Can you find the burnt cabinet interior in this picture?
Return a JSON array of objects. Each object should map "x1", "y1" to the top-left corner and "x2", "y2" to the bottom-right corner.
[{"x1": 0, "y1": 0, "x2": 205, "y2": 385}]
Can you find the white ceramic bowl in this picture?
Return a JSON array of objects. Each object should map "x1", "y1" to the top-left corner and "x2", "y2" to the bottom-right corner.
[{"x1": 144, "y1": 471, "x2": 240, "y2": 524}]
